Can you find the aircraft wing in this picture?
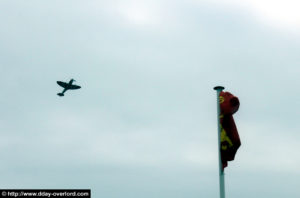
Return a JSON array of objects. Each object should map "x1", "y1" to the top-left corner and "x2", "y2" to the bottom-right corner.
[
  {"x1": 57, "y1": 81, "x2": 69, "y2": 88},
  {"x1": 68, "y1": 84, "x2": 81, "y2": 90}
]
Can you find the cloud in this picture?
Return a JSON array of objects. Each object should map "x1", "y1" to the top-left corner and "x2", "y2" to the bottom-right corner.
[
  {"x1": 116, "y1": 0, "x2": 161, "y2": 26},
  {"x1": 1, "y1": 0, "x2": 300, "y2": 197},
  {"x1": 191, "y1": 0, "x2": 300, "y2": 33},
  {"x1": 244, "y1": 0, "x2": 300, "y2": 29},
  {"x1": 236, "y1": 121, "x2": 300, "y2": 173}
]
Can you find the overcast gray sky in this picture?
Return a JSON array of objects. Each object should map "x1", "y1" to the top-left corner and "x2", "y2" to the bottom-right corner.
[{"x1": 1, "y1": 0, "x2": 300, "y2": 197}]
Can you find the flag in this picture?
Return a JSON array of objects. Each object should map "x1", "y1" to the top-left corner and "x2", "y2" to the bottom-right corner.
[{"x1": 219, "y1": 91, "x2": 241, "y2": 169}]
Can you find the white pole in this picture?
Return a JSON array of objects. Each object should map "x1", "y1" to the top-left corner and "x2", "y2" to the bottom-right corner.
[{"x1": 214, "y1": 86, "x2": 225, "y2": 198}]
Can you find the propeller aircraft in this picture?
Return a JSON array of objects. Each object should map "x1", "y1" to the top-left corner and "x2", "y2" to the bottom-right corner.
[{"x1": 57, "y1": 79, "x2": 81, "y2": 96}]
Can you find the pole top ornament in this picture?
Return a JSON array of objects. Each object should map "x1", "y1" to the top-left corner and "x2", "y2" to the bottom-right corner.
[{"x1": 214, "y1": 86, "x2": 225, "y2": 91}]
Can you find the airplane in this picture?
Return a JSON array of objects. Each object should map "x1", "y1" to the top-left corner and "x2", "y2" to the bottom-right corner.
[{"x1": 57, "y1": 79, "x2": 81, "y2": 96}]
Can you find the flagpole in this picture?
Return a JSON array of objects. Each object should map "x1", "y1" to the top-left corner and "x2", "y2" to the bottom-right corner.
[{"x1": 214, "y1": 86, "x2": 225, "y2": 198}]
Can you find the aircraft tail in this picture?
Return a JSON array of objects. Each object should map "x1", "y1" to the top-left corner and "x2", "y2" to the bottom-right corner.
[{"x1": 57, "y1": 93, "x2": 64, "y2": 97}]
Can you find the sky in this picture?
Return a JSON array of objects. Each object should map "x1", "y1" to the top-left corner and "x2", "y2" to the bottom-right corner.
[{"x1": 1, "y1": 0, "x2": 300, "y2": 197}]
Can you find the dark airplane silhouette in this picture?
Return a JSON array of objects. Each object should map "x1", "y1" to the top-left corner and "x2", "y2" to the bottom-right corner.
[{"x1": 57, "y1": 79, "x2": 81, "y2": 96}]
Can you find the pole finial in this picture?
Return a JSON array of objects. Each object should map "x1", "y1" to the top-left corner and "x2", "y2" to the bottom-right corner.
[{"x1": 214, "y1": 86, "x2": 225, "y2": 91}]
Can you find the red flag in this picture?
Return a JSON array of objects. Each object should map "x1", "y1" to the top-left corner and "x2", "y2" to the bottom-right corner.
[{"x1": 219, "y1": 91, "x2": 241, "y2": 169}]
